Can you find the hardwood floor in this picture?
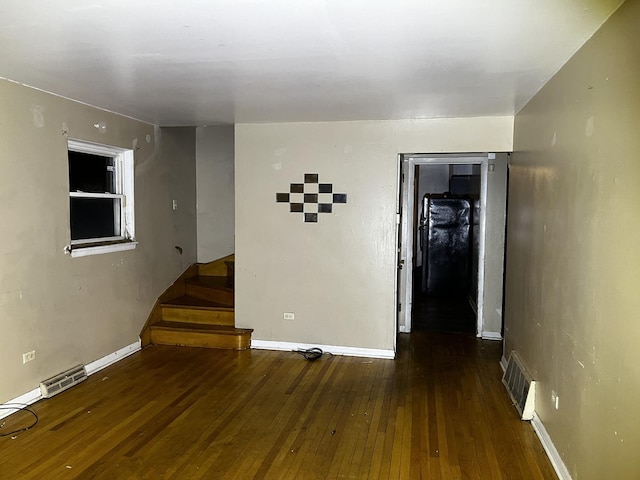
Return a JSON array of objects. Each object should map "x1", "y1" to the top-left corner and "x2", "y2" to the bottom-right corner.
[{"x1": 1, "y1": 334, "x2": 556, "y2": 479}]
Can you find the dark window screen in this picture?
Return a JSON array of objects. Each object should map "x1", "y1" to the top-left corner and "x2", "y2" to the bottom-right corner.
[
  {"x1": 70, "y1": 198, "x2": 120, "y2": 240},
  {"x1": 69, "y1": 151, "x2": 115, "y2": 193}
]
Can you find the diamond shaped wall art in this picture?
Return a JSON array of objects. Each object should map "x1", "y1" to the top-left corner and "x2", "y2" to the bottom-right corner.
[{"x1": 276, "y1": 174, "x2": 347, "y2": 223}]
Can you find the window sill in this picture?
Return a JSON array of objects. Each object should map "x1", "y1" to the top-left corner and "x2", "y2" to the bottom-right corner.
[{"x1": 69, "y1": 241, "x2": 138, "y2": 258}]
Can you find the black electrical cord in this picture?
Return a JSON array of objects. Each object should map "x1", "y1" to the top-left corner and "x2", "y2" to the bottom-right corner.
[
  {"x1": 294, "y1": 347, "x2": 334, "y2": 361},
  {"x1": 0, "y1": 403, "x2": 39, "y2": 437}
]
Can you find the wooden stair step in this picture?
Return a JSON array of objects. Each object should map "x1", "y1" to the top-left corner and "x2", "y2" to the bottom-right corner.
[
  {"x1": 161, "y1": 295, "x2": 235, "y2": 326},
  {"x1": 163, "y1": 295, "x2": 230, "y2": 308},
  {"x1": 184, "y1": 276, "x2": 233, "y2": 306},
  {"x1": 197, "y1": 254, "x2": 234, "y2": 277},
  {"x1": 150, "y1": 321, "x2": 252, "y2": 350}
]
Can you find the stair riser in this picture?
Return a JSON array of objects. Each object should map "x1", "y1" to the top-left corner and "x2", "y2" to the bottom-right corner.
[
  {"x1": 224, "y1": 261, "x2": 234, "y2": 288},
  {"x1": 197, "y1": 254, "x2": 234, "y2": 276},
  {"x1": 161, "y1": 306, "x2": 235, "y2": 326},
  {"x1": 150, "y1": 329, "x2": 251, "y2": 350},
  {"x1": 185, "y1": 283, "x2": 234, "y2": 306}
]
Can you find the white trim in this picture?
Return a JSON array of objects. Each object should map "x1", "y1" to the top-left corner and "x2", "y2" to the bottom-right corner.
[
  {"x1": 392, "y1": 154, "x2": 401, "y2": 350},
  {"x1": 251, "y1": 340, "x2": 395, "y2": 359},
  {"x1": 69, "y1": 241, "x2": 138, "y2": 258},
  {"x1": 84, "y1": 339, "x2": 142, "y2": 375},
  {"x1": 70, "y1": 192, "x2": 125, "y2": 199},
  {"x1": 477, "y1": 161, "x2": 488, "y2": 337},
  {"x1": 481, "y1": 331, "x2": 503, "y2": 341},
  {"x1": 1, "y1": 340, "x2": 141, "y2": 421},
  {"x1": 67, "y1": 139, "x2": 136, "y2": 251},
  {"x1": 0, "y1": 388, "x2": 42, "y2": 420},
  {"x1": 397, "y1": 156, "x2": 410, "y2": 333},
  {"x1": 500, "y1": 355, "x2": 508, "y2": 372},
  {"x1": 399, "y1": 154, "x2": 488, "y2": 336},
  {"x1": 68, "y1": 138, "x2": 127, "y2": 157},
  {"x1": 531, "y1": 412, "x2": 573, "y2": 480},
  {"x1": 71, "y1": 235, "x2": 125, "y2": 246},
  {"x1": 122, "y1": 149, "x2": 135, "y2": 239}
]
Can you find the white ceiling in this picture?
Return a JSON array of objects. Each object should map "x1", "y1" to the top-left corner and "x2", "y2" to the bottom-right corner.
[{"x1": 0, "y1": 0, "x2": 622, "y2": 126}]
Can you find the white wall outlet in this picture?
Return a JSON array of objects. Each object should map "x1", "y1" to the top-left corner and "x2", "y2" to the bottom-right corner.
[
  {"x1": 283, "y1": 312, "x2": 295, "y2": 320},
  {"x1": 551, "y1": 390, "x2": 559, "y2": 410},
  {"x1": 22, "y1": 350, "x2": 36, "y2": 364}
]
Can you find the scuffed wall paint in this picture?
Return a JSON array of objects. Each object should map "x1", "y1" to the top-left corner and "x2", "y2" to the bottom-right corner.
[
  {"x1": 0, "y1": 79, "x2": 197, "y2": 403},
  {"x1": 506, "y1": 0, "x2": 640, "y2": 478}
]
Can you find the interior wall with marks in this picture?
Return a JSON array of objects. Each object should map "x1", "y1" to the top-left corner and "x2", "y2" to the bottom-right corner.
[
  {"x1": 196, "y1": 125, "x2": 235, "y2": 262},
  {"x1": 506, "y1": 0, "x2": 640, "y2": 477},
  {"x1": 0, "y1": 78, "x2": 197, "y2": 403},
  {"x1": 235, "y1": 117, "x2": 513, "y2": 352}
]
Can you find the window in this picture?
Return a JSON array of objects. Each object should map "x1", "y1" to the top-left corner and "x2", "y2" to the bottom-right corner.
[{"x1": 67, "y1": 139, "x2": 136, "y2": 258}]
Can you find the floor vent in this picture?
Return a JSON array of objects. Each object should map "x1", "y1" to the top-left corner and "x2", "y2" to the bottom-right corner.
[
  {"x1": 40, "y1": 365, "x2": 87, "y2": 398},
  {"x1": 502, "y1": 351, "x2": 535, "y2": 420}
]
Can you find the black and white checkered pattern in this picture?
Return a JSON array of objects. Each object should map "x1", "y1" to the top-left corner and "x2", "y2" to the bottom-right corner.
[{"x1": 276, "y1": 173, "x2": 347, "y2": 223}]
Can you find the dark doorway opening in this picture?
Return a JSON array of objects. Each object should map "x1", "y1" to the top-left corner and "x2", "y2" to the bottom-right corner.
[{"x1": 411, "y1": 164, "x2": 480, "y2": 334}]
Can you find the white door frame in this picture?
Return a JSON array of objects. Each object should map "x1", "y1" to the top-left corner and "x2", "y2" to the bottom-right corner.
[{"x1": 397, "y1": 153, "x2": 491, "y2": 336}]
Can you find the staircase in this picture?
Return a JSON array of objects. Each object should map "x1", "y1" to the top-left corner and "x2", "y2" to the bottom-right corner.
[{"x1": 140, "y1": 254, "x2": 252, "y2": 350}]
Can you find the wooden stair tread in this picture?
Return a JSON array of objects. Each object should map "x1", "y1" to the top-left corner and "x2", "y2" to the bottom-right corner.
[
  {"x1": 152, "y1": 321, "x2": 252, "y2": 335},
  {"x1": 162, "y1": 295, "x2": 232, "y2": 310},
  {"x1": 142, "y1": 255, "x2": 248, "y2": 350},
  {"x1": 185, "y1": 275, "x2": 232, "y2": 291}
]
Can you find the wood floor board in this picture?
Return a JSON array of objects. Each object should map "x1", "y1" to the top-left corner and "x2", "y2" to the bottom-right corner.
[
  {"x1": 237, "y1": 360, "x2": 328, "y2": 479},
  {"x1": 251, "y1": 356, "x2": 341, "y2": 480},
  {"x1": 1, "y1": 334, "x2": 557, "y2": 479}
]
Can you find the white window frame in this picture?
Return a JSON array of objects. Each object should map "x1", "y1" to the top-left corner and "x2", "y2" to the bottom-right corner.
[{"x1": 67, "y1": 139, "x2": 137, "y2": 258}]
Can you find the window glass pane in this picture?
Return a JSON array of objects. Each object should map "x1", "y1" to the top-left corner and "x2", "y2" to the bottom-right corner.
[
  {"x1": 70, "y1": 198, "x2": 121, "y2": 240},
  {"x1": 68, "y1": 151, "x2": 115, "y2": 193}
]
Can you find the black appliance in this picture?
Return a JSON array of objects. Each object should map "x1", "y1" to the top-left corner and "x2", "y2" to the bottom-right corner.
[{"x1": 420, "y1": 195, "x2": 471, "y2": 296}]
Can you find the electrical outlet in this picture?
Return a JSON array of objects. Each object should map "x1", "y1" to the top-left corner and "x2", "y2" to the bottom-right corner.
[
  {"x1": 551, "y1": 391, "x2": 559, "y2": 410},
  {"x1": 283, "y1": 312, "x2": 295, "y2": 321},
  {"x1": 22, "y1": 350, "x2": 36, "y2": 364}
]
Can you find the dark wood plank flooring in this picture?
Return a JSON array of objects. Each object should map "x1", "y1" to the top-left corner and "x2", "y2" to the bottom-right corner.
[{"x1": 1, "y1": 334, "x2": 556, "y2": 479}]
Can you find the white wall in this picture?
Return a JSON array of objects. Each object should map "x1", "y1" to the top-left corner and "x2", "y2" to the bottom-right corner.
[
  {"x1": 235, "y1": 117, "x2": 513, "y2": 353},
  {"x1": 196, "y1": 126, "x2": 235, "y2": 262},
  {"x1": 0, "y1": 79, "x2": 197, "y2": 403},
  {"x1": 483, "y1": 154, "x2": 508, "y2": 337}
]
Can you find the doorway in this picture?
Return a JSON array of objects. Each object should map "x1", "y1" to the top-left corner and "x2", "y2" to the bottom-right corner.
[
  {"x1": 413, "y1": 163, "x2": 480, "y2": 334},
  {"x1": 397, "y1": 153, "x2": 508, "y2": 339}
]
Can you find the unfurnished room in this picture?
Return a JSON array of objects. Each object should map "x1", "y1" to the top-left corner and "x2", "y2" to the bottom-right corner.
[{"x1": 1, "y1": 1, "x2": 639, "y2": 479}]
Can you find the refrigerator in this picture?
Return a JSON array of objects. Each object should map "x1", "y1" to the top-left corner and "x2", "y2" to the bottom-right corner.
[{"x1": 420, "y1": 195, "x2": 471, "y2": 296}]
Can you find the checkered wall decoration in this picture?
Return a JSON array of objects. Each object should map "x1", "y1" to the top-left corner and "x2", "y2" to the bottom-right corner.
[{"x1": 276, "y1": 173, "x2": 347, "y2": 223}]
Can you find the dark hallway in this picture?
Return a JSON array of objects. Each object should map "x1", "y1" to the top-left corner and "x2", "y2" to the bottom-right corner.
[{"x1": 411, "y1": 270, "x2": 477, "y2": 334}]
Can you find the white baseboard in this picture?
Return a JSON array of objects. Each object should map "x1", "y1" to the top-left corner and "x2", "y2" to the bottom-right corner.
[
  {"x1": 85, "y1": 339, "x2": 141, "y2": 375},
  {"x1": 0, "y1": 387, "x2": 42, "y2": 420},
  {"x1": 531, "y1": 412, "x2": 572, "y2": 480},
  {"x1": 499, "y1": 355, "x2": 508, "y2": 372},
  {"x1": 1, "y1": 339, "x2": 142, "y2": 421},
  {"x1": 481, "y1": 331, "x2": 503, "y2": 341},
  {"x1": 251, "y1": 339, "x2": 395, "y2": 359}
]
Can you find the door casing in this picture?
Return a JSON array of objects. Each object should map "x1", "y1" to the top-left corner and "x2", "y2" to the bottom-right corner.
[{"x1": 397, "y1": 153, "x2": 492, "y2": 336}]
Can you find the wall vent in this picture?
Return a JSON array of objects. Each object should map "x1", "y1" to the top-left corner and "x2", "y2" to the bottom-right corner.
[
  {"x1": 40, "y1": 365, "x2": 87, "y2": 398},
  {"x1": 502, "y1": 351, "x2": 535, "y2": 420}
]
